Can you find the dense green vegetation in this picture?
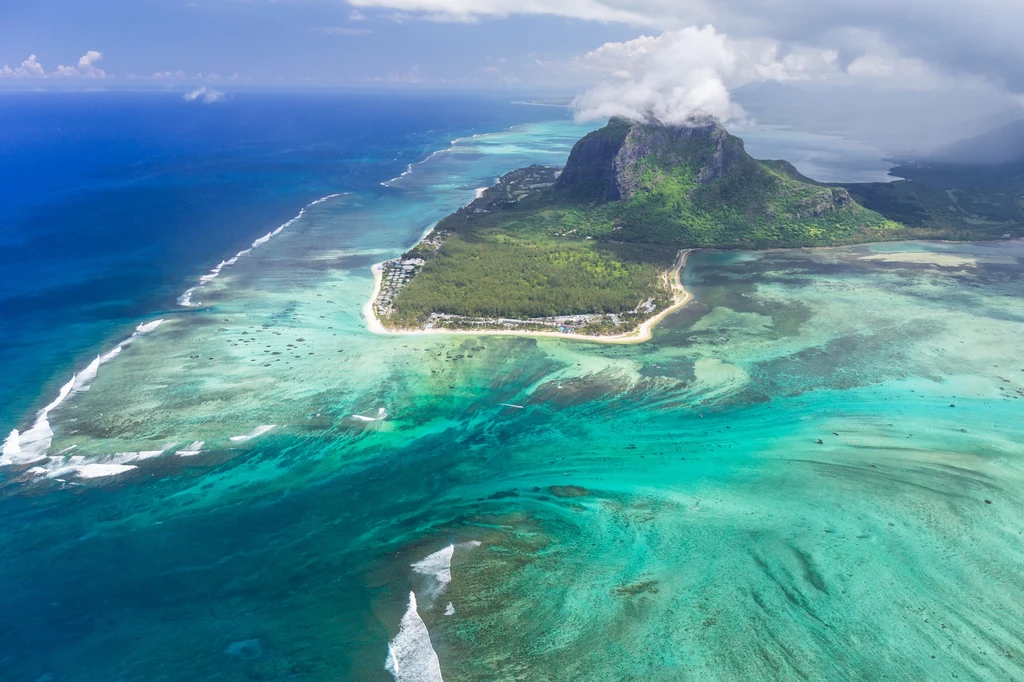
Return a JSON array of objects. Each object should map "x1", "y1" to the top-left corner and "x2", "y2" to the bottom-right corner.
[
  {"x1": 846, "y1": 161, "x2": 1024, "y2": 239},
  {"x1": 385, "y1": 117, "x2": 1021, "y2": 328},
  {"x1": 390, "y1": 233, "x2": 669, "y2": 325},
  {"x1": 611, "y1": 153, "x2": 899, "y2": 249}
]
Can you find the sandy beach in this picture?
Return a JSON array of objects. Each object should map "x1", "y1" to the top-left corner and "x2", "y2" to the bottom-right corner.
[{"x1": 364, "y1": 249, "x2": 694, "y2": 344}]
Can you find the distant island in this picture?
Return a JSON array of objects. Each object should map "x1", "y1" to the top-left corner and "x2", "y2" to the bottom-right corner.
[{"x1": 368, "y1": 117, "x2": 1023, "y2": 340}]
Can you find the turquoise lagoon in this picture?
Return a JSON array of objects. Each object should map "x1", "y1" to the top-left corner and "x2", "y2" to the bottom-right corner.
[{"x1": 1, "y1": 120, "x2": 1023, "y2": 681}]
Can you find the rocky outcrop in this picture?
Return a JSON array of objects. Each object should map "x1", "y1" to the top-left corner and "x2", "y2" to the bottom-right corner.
[
  {"x1": 554, "y1": 116, "x2": 860, "y2": 223},
  {"x1": 553, "y1": 118, "x2": 632, "y2": 201},
  {"x1": 555, "y1": 117, "x2": 750, "y2": 202},
  {"x1": 612, "y1": 118, "x2": 744, "y2": 198},
  {"x1": 789, "y1": 187, "x2": 854, "y2": 219}
]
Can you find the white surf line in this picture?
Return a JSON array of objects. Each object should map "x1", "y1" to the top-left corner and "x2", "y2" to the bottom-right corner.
[
  {"x1": 380, "y1": 134, "x2": 489, "y2": 188},
  {"x1": 178, "y1": 192, "x2": 344, "y2": 307},
  {"x1": 48, "y1": 463, "x2": 138, "y2": 480},
  {"x1": 499, "y1": 403, "x2": 524, "y2": 409},
  {"x1": 229, "y1": 425, "x2": 276, "y2": 442},
  {"x1": 27, "y1": 443, "x2": 175, "y2": 481},
  {"x1": 1, "y1": 319, "x2": 166, "y2": 469},
  {"x1": 385, "y1": 592, "x2": 444, "y2": 682},
  {"x1": 380, "y1": 123, "x2": 550, "y2": 189},
  {"x1": 412, "y1": 545, "x2": 455, "y2": 596},
  {"x1": 385, "y1": 541, "x2": 482, "y2": 680},
  {"x1": 351, "y1": 407, "x2": 388, "y2": 423},
  {"x1": 175, "y1": 441, "x2": 205, "y2": 457}
]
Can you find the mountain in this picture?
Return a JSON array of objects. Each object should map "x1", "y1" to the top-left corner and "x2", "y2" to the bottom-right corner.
[
  {"x1": 382, "y1": 118, "x2": 912, "y2": 328},
  {"x1": 547, "y1": 117, "x2": 898, "y2": 249},
  {"x1": 928, "y1": 117, "x2": 1024, "y2": 165}
]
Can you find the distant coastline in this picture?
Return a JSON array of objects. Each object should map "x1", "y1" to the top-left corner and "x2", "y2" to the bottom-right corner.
[{"x1": 364, "y1": 249, "x2": 694, "y2": 344}]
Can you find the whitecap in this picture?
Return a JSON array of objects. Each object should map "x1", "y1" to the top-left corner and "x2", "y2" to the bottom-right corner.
[
  {"x1": 229, "y1": 425, "x2": 275, "y2": 442},
  {"x1": 176, "y1": 441, "x2": 205, "y2": 456},
  {"x1": 443, "y1": 602, "x2": 454, "y2": 616},
  {"x1": 21, "y1": 441, "x2": 173, "y2": 480},
  {"x1": 134, "y1": 319, "x2": 164, "y2": 335},
  {"x1": 6, "y1": 336, "x2": 180, "y2": 467},
  {"x1": 380, "y1": 142, "x2": 471, "y2": 188},
  {"x1": 177, "y1": 287, "x2": 197, "y2": 306},
  {"x1": 177, "y1": 193, "x2": 344, "y2": 307},
  {"x1": 311, "y1": 193, "x2": 342, "y2": 205},
  {"x1": 385, "y1": 592, "x2": 444, "y2": 682},
  {"x1": 1, "y1": 374, "x2": 76, "y2": 465},
  {"x1": 109, "y1": 450, "x2": 164, "y2": 463},
  {"x1": 46, "y1": 463, "x2": 137, "y2": 479},
  {"x1": 351, "y1": 407, "x2": 388, "y2": 422},
  {"x1": 412, "y1": 545, "x2": 455, "y2": 595},
  {"x1": 2, "y1": 429, "x2": 21, "y2": 461}
]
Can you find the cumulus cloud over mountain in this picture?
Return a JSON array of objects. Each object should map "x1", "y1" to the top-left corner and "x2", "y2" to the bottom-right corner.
[
  {"x1": 572, "y1": 25, "x2": 841, "y2": 124},
  {"x1": 349, "y1": 0, "x2": 1024, "y2": 94}
]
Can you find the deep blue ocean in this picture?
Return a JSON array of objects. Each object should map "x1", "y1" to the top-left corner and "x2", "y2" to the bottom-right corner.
[{"x1": 0, "y1": 91, "x2": 569, "y2": 435}]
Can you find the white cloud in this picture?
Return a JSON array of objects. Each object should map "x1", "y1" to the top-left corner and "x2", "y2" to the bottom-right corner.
[
  {"x1": 0, "y1": 54, "x2": 47, "y2": 78},
  {"x1": 345, "y1": 0, "x2": 1024, "y2": 94},
  {"x1": 183, "y1": 86, "x2": 225, "y2": 103},
  {"x1": 349, "y1": 0, "x2": 648, "y2": 24},
  {"x1": 152, "y1": 70, "x2": 188, "y2": 80},
  {"x1": 53, "y1": 50, "x2": 106, "y2": 78},
  {"x1": 572, "y1": 25, "x2": 838, "y2": 124},
  {"x1": 319, "y1": 26, "x2": 374, "y2": 36}
]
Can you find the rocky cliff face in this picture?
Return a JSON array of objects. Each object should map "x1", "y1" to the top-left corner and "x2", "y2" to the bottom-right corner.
[
  {"x1": 611, "y1": 118, "x2": 744, "y2": 199},
  {"x1": 552, "y1": 118, "x2": 632, "y2": 201},
  {"x1": 556, "y1": 117, "x2": 750, "y2": 201},
  {"x1": 555, "y1": 117, "x2": 854, "y2": 220}
]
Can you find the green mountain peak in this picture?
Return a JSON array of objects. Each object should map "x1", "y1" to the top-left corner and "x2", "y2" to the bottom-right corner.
[{"x1": 549, "y1": 117, "x2": 885, "y2": 249}]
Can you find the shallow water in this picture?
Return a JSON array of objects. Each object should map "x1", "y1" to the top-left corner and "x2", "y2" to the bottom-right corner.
[{"x1": 1, "y1": 119, "x2": 1023, "y2": 681}]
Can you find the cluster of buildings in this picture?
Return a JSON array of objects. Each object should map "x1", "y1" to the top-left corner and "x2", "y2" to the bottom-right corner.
[
  {"x1": 424, "y1": 311, "x2": 627, "y2": 333},
  {"x1": 373, "y1": 257, "x2": 425, "y2": 318}
]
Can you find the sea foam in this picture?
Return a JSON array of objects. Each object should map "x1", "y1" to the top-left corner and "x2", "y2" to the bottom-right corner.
[
  {"x1": 351, "y1": 407, "x2": 388, "y2": 423},
  {"x1": 412, "y1": 545, "x2": 455, "y2": 595},
  {"x1": 229, "y1": 425, "x2": 276, "y2": 442},
  {"x1": 177, "y1": 193, "x2": 343, "y2": 307},
  {"x1": 379, "y1": 137, "x2": 482, "y2": 188},
  {"x1": 385, "y1": 592, "x2": 444, "y2": 682},
  {"x1": 47, "y1": 463, "x2": 138, "y2": 480},
  {"x1": 1, "y1": 319, "x2": 164, "y2": 469},
  {"x1": 176, "y1": 441, "x2": 205, "y2": 456}
]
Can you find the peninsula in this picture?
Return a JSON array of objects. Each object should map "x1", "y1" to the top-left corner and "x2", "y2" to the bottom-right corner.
[{"x1": 367, "y1": 116, "x2": 980, "y2": 340}]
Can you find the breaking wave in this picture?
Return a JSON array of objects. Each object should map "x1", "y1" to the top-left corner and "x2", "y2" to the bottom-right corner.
[
  {"x1": 1, "y1": 319, "x2": 165, "y2": 468},
  {"x1": 351, "y1": 407, "x2": 388, "y2": 423},
  {"x1": 385, "y1": 592, "x2": 444, "y2": 682},
  {"x1": 412, "y1": 545, "x2": 455, "y2": 595},
  {"x1": 178, "y1": 193, "x2": 343, "y2": 307},
  {"x1": 380, "y1": 134, "x2": 490, "y2": 188},
  {"x1": 229, "y1": 425, "x2": 276, "y2": 442}
]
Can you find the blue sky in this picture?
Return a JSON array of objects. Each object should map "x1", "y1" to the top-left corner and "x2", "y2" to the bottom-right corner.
[
  {"x1": 0, "y1": 1, "x2": 636, "y2": 88},
  {"x1": 2, "y1": 0, "x2": 1022, "y2": 154},
  {"x1": 4, "y1": 0, "x2": 1024, "y2": 94}
]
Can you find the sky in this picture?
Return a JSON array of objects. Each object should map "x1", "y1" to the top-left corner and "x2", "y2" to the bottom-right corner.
[{"x1": 2, "y1": 0, "x2": 1023, "y2": 153}]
